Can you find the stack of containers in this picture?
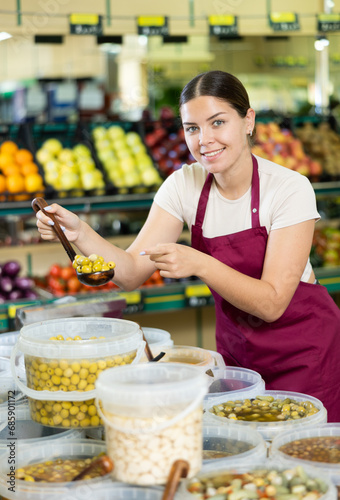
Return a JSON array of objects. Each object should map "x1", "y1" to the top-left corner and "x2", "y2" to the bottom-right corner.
[{"x1": 11, "y1": 317, "x2": 144, "y2": 430}]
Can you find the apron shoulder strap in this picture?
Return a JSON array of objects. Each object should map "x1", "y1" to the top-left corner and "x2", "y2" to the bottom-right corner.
[{"x1": 194, "y1": 173, "x2": 213, "y2": 228}]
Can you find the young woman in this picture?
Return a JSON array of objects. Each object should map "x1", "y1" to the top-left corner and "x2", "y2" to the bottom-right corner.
[{"x1": 36, "y1": 70, "x2": 340, "y2": 421}]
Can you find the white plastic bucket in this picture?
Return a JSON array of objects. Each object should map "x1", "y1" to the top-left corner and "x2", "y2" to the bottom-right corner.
[
  {"x1": 141, "y1": 327, "x2": 173, "y2": 348},
  {"x1": 204, "y1": 390, "x2": 327, "y2": 442},
  {"x1": 96, "y1": 363, "x2": 209, "y2": 486},
  {"x1": 180, "y1": 459, "x2": 337, "y2": 500},
  {"x1": 11, "y1": 318, "x2": 145, "y2": 429},
  {"x1": 0, "y1": 439, "x2": 110, "y2": 500},
  {"x1": 204, "y1": 366, "x2": 265, "y2": 407},
  {"x1": 270, "y1": 423, "x2": 340, "y2": 487},
  {"x1": 202, "y1": 424, "x2": 267, "y2": 467}
]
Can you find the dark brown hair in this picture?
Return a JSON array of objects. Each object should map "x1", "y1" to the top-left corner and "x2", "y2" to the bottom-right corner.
[{"x1": 179, "y1": 70, "x2": 251, "y2": 118}]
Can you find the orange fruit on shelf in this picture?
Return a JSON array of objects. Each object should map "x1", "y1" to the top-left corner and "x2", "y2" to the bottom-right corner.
[
  {"x1": 0, "y1": 153, "x2": 15, "y2": 168},
  {"x1": 2, "y1": 164, "x2": 21, "y2": 176},
  {"x1": 25, "y1": 173, "x2": 44, "y2": 193},
  {"x1": 0, "y1": 174, "x2": 6, "y2": 192},
  {"x1": 21, "y1": 161, "x2": 39, "y2": 176},
  {"x1": 15, "y1": 149, "x2": 33, "y2": 166},
  {"x1": 6, "y1": 174, "x2": 25, "y2": 193},
  {"x1": 0, "y1": 140, "x2": 18, "y2": 156}
]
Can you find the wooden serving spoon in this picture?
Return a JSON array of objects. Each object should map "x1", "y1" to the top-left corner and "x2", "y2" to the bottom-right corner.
[
  {"x1": 162, "y1": 459, "x2": 190, "y2": 500},
  {"x1": 32, "y1": 197, "x2": 115, "y2": 287}
]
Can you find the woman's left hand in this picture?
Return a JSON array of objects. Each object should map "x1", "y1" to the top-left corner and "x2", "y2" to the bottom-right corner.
[{"x1": 141, "y1": 243, "x2": 202, "y2": 279}]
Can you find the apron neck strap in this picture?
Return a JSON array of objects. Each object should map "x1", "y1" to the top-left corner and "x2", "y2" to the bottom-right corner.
[
  {"x1": 194, "y1": 155, "x2": 261, "y2": 229},
  {"x1": 251, "y1": 155, "x2": 260, "y2": 228}
]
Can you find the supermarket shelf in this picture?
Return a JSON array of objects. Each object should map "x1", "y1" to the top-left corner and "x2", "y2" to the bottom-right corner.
[
  {"x1": 312, "y1": 181, "x2": 340, "y2": 196},
  {"x1": 0, "y1": 192, "x2": 156, "y2": 217},
  {"x1": 315, "y1": 266, "x2": 340, "y2": 293}
]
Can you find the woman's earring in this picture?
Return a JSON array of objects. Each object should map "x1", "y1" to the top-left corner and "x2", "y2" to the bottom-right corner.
[{"x1": 249, "y1": 130, "x2": 253, "y2": 137}]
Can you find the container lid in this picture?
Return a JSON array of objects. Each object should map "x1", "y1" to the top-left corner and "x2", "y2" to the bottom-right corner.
[
  {"x1": 18, "y1": 317, "x2": 142, "y2": 358},
  {"x1": 270, "y1": 423, "x2": 340, "y2": 485},
  {"x1": 142, "y1": 327, "x2": 173, "y2": 348},
  {"x1": 96, "y1": 362, "x2": 209, "y2": 410},
  {"x1": 205, "y1": 390, "x2": 327, "y2": 441}
]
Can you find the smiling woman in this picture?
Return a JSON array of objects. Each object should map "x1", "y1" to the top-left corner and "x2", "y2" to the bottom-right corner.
[{"x1": 34, "y1": 70, "x2": 340, "y2": 422}]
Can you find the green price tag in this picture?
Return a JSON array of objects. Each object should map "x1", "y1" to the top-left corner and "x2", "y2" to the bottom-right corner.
[
  {"x1": 269, "y1": 12, "x2": 300, "y2": 31},
  {"x1": 317, "y1": 13, "x2": 340, "y2": 32},
  {"x1": 137, "y1": 16, "x2": 169, "y2": 36},
  {"x1": 209, "y1": 15, "x2": 238, "y2": 36}
]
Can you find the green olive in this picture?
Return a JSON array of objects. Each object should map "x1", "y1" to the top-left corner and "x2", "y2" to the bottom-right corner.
[{"x1": 81, "y1": 265, "x2": 93, "y2": 273}]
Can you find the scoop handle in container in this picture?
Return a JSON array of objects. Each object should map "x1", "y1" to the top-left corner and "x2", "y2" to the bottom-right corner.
[
  {"x1": 162, "y1": 459, "x2": 190, "y2": 500},
  {"x1": 72, "y1": 455, "x2": 114, "y2": 481},
  {"x1": 95, "y1": 387, "x2": 207, "y2": 435},
  {"x1": 31, "y1": 197, "x2": 76, "y2": 263}
]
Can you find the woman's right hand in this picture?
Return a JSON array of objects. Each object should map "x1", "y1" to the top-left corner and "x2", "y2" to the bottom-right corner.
[{"x1": 35, "y1": 203, "x2": 82, "y2": 243}]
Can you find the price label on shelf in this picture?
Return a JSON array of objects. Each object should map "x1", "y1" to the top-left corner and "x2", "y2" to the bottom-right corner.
[
  {"x1": 137, "y1": 16, "x2": 169, "y2": 36},
  {"x1": 185, "y1": 284, "x2": 214, "y2": 308},
  {"x1": 269, "y1": 12, "x2": 300, "y2": 32},
  {"x1": 118, "y1": 291, "x2": 143, "y2": 314},
  {"x1": 69, "y1": 14, "x2": 103, "y2": 35},
  {"x1": 317, "y1": 13, "x2": 340, "y2": 32},
  {"x1": 209, "y1": 15, "x2": 238, "y2": 36}
]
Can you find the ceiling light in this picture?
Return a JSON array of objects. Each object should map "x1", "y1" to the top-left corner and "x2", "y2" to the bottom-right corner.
[{"x1": 0, "y1": 32, "x2": 12, "y2": 42}]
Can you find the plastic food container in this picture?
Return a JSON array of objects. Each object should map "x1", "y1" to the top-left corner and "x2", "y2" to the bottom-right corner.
[
  {"x1": 205, "y1": 390, "x2": 327, "y2": 442},
  {"x1": 81, "y1": 484, "x2": 169, "y2": 500},
  {"x1": 96, "y1": 363, "x2": 209, "y2": 486},
  {"x1": 11, "y1": 318, "x2": 144, "y2": 429},
  {"x1": 208, "y1": 350, "x2": 226, "y2": 369},
  {"x1": 141, "y1": 345, "x2": 215, "y2": 371},
  {"x1": 202, "y1": 424, "x2": 267, "y2": 466},
  {"x1": 0, "y1": 439, "x2": 110, "y2": 500},
  {"x1": 0, "y1": 418, "x2": 85, "y2": 456},
  {"x1": 204, "y1": 366, "x2": 265, "y2": 407},
  {"x1": 180, "y1": 460, "x2": 337, "y2": 500},
  {"x1": 270, "y1": 423, "x2": 340, "y2": 488},
  {"x1": 0, "y1": 331, "x2": 19, "y2": 358},
  {"x1": 142, "y1": 327, "x2": 174, "y2": 348},
  {"x1": 0, "y1": 357, "x2": 12, "y2": 377}
]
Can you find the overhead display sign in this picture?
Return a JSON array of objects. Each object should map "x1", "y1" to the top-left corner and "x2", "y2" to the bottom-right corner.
[
  {"x1": 137, "y1": 16, "x2": 169, "y2": 36},
  {"x1": 69, "y1": 14, "x2": 103, "y2": 35},
  {"x1": 317, "y1": 13, "x2": 340, "y2": 32},
  {"x1": 209, "y1": 15, "x2": 238, "y2": 36},
  {"x1": 269, "y1": 12, "x2": 300, "y2": 32}
]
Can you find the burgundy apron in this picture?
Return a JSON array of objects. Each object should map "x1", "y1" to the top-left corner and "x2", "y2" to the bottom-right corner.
[{"x1": 191, "y1": 155, "x2": 340, "y2": 422}]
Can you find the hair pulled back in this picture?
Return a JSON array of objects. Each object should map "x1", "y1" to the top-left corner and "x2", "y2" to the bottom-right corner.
[{"x1": 179, "y1": 70, "x2": 251, "y2": 118}]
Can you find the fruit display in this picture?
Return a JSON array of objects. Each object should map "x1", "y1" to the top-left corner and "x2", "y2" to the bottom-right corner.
[
  {"x1": 0, "y1": 260, "x2": 38, "y2": 303},
  {"x1": 0, "y1": 140, "x2": 45, "y2": 200},
  {"x1": 145, "y1": 121, "x2": 195, "y2": 176},
  {"x1": 311, "y1": 227, "x2": 340, "y2": 268},
  {"x1": 295, "y1": 121, "x2": 340, "y2": 178},
  {"x1": 36, "y1": 138, "x2": 105, "y2": 194},
  {"x1": 91, "y1": 125, "x2": 162, "y2": 190},
  {"x1": 36, "y1": 263, "x2": 117, "y2": 296},
  {"x1": 252, "y1": 122, "x2": 323, "y2": 179}
]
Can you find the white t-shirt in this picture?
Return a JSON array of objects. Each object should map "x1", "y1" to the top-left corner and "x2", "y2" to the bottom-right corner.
[{"x1": 154, "y1": 155, "x2": 320, "y2": 282}]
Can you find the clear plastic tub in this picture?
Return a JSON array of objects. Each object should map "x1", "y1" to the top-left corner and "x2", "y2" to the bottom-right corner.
[
  {"x1": 11, "y1": 318, "x2": 145, "y2": 429},
  {"x1": 142, "y1": 327, "x2": 173, "y2": 348},
  {"x1": 96, "y1": 363, "x2": 209, "y2": 485},
  {"x1": 270, "y1": 423, "x2": 340, "y2": 487},
  {"x1": 0, "y1": 331, "x2": 19, "y2": 358},
  {"x1": 0, "y1": 438, "x2": 110, "y2": 500},
  {"x1": 204, "y1": 390, "x2": 327, "y2": 442},
  {"x1": 141, "y1": 345, "x2": 215, "y2": 371},
  {"x1": 204, "y1": 366, "x2": 265, "y2": 407},
  {"x1": 83, "y1": 484, "x2": 168, "y2": 500},
  {"x1": 0, "y1": 357, "x2": 11, "y2": 377},
  {"x1": 180, "y1": 459, "x2": 337, "y2": 500},
  {"x1": 0, "y1": 418, "x2": 85, "y2": 455},
  {"x1": 207, "y1": 350, "x2": 226, "y2": 369},
  {"x1": 202, "y1": 423, "x2": 267, "y2": 466}
]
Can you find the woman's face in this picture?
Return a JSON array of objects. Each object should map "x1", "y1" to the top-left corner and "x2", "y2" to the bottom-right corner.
[{"x1": 181, "y1": 96, "x2": 254, "y2": 175}]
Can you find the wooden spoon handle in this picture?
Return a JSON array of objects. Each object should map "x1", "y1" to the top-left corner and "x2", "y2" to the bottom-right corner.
[
  {"x1": 71, "y1": 455, "x2": 113, "y2": 481},
  {"x1": 162, "y1": 459, "x2": 190, "y2": 500},
  {"x1": 32, "y1": 197, "x2": 76, "y2": 263}
]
